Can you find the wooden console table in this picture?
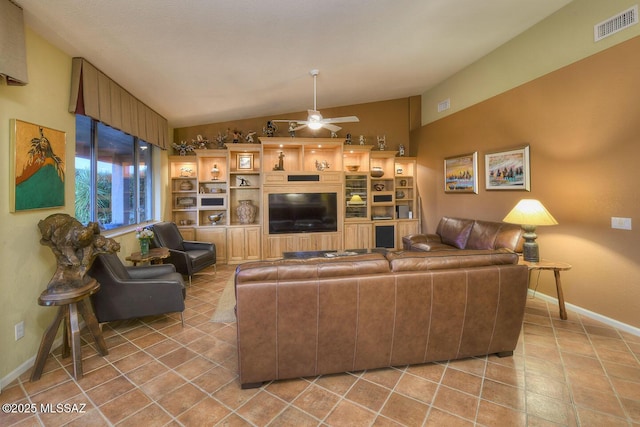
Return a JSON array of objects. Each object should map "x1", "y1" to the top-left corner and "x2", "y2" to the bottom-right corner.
[
  {"x1": 519, "y1": 258, "x2": 572, "y2": 320},
  {"x1": 31, "y1": 278, "x2": 108, "y2": 381}
]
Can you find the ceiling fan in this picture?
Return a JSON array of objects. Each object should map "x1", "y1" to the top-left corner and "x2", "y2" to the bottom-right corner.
[{"x1": 273, "y1": 69, "x2": 359, "y2": 133}]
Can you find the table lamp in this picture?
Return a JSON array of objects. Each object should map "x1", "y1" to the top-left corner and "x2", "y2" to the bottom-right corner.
[
  {"x1": 349, "y1": 194, "x2": 364, "y2": 205},
  {"x1": 503, "y1": 199, "x2": 558, "y2": 262}
]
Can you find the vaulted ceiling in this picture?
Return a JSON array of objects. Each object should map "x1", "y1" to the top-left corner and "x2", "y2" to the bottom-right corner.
[{"x1": 16, "y1": 0, "x2": 572, "y2": 127}]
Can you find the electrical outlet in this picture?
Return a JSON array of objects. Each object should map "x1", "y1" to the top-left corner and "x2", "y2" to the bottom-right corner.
[{"x1": 15, "y1": 321, "x2": 24, "y2": 340}]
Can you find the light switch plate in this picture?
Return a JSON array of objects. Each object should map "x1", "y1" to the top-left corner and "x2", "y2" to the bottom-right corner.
[{"x1": 611, "y1": 217, "x2": 632, "y2": 230}]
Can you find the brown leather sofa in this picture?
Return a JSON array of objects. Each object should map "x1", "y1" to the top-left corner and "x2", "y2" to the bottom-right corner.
[
  {"x1": 235, "y1": 249, "x2": 528, "y2": 388},
  {"x1": 403, "y1": 216, "x2": 524, "y2": 252}
]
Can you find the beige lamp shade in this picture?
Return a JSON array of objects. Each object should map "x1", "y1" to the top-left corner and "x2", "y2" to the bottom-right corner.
[
  {"x1": 503, "y1": 199, "x2": 557, "y2": 262},
  {"x1": 503, "y1": 199, "x2": 558, "y2": 226},
  {"x1": 349, "y1": 194, "x2": 364, "y2": 205}
]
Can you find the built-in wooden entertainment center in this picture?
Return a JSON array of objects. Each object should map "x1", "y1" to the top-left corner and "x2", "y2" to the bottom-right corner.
[{"x1": 169, "y1": 138, "x2": 419, "y2": 263}]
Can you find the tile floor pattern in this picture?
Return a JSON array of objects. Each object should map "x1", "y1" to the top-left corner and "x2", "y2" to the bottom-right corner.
[{"x1": 1, "y1": 264, "x2": 640, "y2": 426}]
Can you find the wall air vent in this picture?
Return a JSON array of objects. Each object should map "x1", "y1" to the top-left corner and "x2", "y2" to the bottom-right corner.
[{"x1": 594, "y1": 5, "x2": 638, "y2": 42}]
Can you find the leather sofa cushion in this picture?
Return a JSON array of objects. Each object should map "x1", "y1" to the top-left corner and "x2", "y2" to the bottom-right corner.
[
  {"x1": 236, "y1": 253, "x2": 390, "y2": 283},
  {"x1": 466, "y1": 220, "x2": 524, "y2": 251},
  {"x1": 436, "y1": 217, "x2": 474, "y2": 249},
  {"x1": 386, "y1": 249, "x2": 519, "y2": 272}
]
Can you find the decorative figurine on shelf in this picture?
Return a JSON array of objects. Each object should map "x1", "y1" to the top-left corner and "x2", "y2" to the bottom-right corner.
[
  {"x1": 330, "y1": 131, "x2": 338, "y2": 138},
  {"x1": 172, "y1": 140, "x2": 196, "y2": 156},
  {"x1": 238, "y1": 177, "x2": 250, "y2": 187},
  {"x1": 288, "y1": 122, "x2": 297, "y2": 138},
  {"x1": 211, "y1": 164, "x2": 220, "y2": 180},
  {"x1": 38, "y1": 213, "x2": 120, "y2": 293},
  {"x1": 315, "y1": 159, "x2": 330, "y2": 171},
  {"x1": 231, "y1": 128, "x2": 242, "y2": 144},
  {"x1": 399, "y1": 144, "x2": 405, "y2": 157},
  {"x1": 193, "y1": 134, "x2": 209, "y2": 149},
  {"x1": 273, "y1": 151, "x2": 285, "y2": 171},
  {"x1": 377, "y1": 135, "x2": 386, "y2": 151},
  {"x1": 359, "y1": 135, "x2": 366, "y2": 145},
  {"x1": 263, "y1": 121, "x2": 277, "y2": 137},
  {"x1": 345, "y1": 133, "x2": 352, "y2": 145},
  {"x1": 215, "y1": 130, "x2": 228, "y2": 149},
  {"x1": 245, "y1": 131, "x2": 257, "y2": 143}
]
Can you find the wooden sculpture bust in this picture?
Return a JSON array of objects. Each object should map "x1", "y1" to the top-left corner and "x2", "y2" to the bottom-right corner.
[{"x1": 38, "y1": 213, "x2": 120, "y2": 296}]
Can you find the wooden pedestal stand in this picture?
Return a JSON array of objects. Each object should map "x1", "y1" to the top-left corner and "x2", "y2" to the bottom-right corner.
[{"x1": 31, "y1": 278, "x2": 108, "y2": 381}]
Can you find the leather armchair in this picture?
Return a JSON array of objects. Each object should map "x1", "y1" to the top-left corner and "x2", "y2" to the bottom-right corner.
[
  {"x1": 152, "y1": 222, "x2": 216, "y2": 285},
  {"x1": 88, "y1": 253, "x2": 186, "y2": 325}
]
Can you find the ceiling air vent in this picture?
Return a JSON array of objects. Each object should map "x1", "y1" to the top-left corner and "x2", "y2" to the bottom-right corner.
[{"x1": 594, "y1": 5, "x2": 638, "y2": 42}]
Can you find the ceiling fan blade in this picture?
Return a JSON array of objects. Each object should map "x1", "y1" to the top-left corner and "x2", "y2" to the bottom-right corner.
[
  {"x1": 322, "y1": 123, "x2": 342, "y2": 132},
  {"x1": 271, "y1": 119, "x2": 302, "y2": 123},
  {"x1": 293, "y1": 123, "x2": 308, "y2": 131},
  {"x1": 322, "y1": 115, "x2": 360, "y2": 124}
]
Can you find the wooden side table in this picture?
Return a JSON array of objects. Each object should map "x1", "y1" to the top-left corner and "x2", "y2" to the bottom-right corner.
[
  {"x1": 31, "y1": 278, "x2": 108, "y2": 381},
  {"x1": 125, "y1": 246, "x2": 170, "y2": 266},
  {"x1": 519, "y1": 258, "x2": 572, "y2": 320}
]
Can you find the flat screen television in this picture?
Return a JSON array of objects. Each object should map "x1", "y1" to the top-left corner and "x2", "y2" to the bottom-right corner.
[{"x1": 268, "y1": 192, "x2": 338, "y2": 234}]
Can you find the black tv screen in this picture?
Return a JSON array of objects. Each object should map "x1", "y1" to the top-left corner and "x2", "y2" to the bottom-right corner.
[{"x1": 268, "y1": 192, "x2": 338, "y2": 234}]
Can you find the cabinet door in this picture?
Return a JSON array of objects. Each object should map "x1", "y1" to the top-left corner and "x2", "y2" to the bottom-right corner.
[
  {"x1": 397, "y1": 220, "x2": 420, "y2": 248},
  {"x1": 180, "y1": 227, "x2": 196, "y2": 241},
  {"x1": 344, "y1": 223, "x2": 372, "y2": 250},
  {"x1": 227, "y1": 227, "x2": 246, "y2": 263},
  {"x1": 357, "y1": 224, "x2": 373, "y2": 250},
  {"x1": 245, "y1": 227, "x2": 261, "y2": 261},
  {"x1": 264, "y1": 235, "x2": 294, "y2": 259},
  {"x1": 195, "y1": 228, "x2": 226, "y2": 262}
]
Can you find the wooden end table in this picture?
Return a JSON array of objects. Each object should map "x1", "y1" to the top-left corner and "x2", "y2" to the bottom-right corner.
[
  {"x1": 126, "y1": 247, "x2": 170, "y2": 266},
  {"x1": 31, "y1": 278, "x2": 108, "y2": 381},
  {"x1": 519, "y1": 258, "x2": 572, "y2": 320}
]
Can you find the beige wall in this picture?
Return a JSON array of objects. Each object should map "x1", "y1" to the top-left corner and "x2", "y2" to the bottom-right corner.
[
  {"x1": 174, "y1": 96, "x2": 421, "y2": 154},
  {"x1": 0, "y1": 29, "x2": 161, "y2": 386},
  {"x1": 422, "y1": 0, "x2": 640, "y2": 125},
  {"x1": 0, "y1": 28, "x2": 76, "y2": 385},
  {"x1": 413, "y1": 35, "x2": 640, "y2": 329}
]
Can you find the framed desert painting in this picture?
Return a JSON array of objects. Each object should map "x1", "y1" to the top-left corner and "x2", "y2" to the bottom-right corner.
[
  {"x1": 10, "y1": 119, "x2": 66, "y2": 212},
  {"x1": 444, "y1": 152, "x2": 478, "y2": 193},
  {"x1": 485, "y1": 145, "x2": 530, "y2": 191}
]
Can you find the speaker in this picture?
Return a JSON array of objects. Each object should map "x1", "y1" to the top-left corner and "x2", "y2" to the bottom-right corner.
[
  {"x1": 375, "y1": 225, "x2": 395, "y2": 248},
  {"x1": 397, "y1": 205, "x2": 409, "y2": 219},
  {"x1": 288, "y1": 175, "x2": 320, "y2": 182}
]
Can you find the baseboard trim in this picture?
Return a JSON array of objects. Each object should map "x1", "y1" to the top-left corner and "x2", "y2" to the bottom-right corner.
[
  {"x1": 528, "y1": 289, "x2": 640, "y2": 337},
  {"x1": 0, "y1": 335, "x2": 64, "y2": 392}
]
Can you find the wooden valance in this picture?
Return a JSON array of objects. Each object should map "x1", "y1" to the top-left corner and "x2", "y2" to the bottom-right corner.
[{"x1": 69, "y1": 58, "x2": 168, "y2": 149}]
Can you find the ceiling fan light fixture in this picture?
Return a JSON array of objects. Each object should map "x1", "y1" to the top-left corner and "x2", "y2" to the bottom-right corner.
[{"x1": 307, "y1": 110, "x2": 323, "y2": 130}]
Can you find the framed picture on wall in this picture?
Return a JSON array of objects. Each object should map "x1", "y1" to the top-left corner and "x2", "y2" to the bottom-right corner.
[
  {"x1": 444, "y1": 152, "x2": 478, "y2": 193},
  {"x1": 10, "y1": 119, "x2": 66, "y2": 212},
  {"x1": 237, "y1": 153, "x2": 253, "y2": 170},
  {"x1": 485, "y1": 145, "x2": 530, "y2": 191}
]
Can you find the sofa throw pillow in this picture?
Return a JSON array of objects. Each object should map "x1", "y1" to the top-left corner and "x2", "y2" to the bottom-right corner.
[{"x1": 438, "y1": 217, "x2": 474, "y2": 249}]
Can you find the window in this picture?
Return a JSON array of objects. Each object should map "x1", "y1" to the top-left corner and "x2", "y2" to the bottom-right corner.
[{"x1": 75, "y1": 115, "x2": 154, "y2": 229}]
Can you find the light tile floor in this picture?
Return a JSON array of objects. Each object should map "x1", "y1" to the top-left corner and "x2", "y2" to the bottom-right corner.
[{"x1": 1, "y1": 264, "x2": 639, "y2": 426}]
